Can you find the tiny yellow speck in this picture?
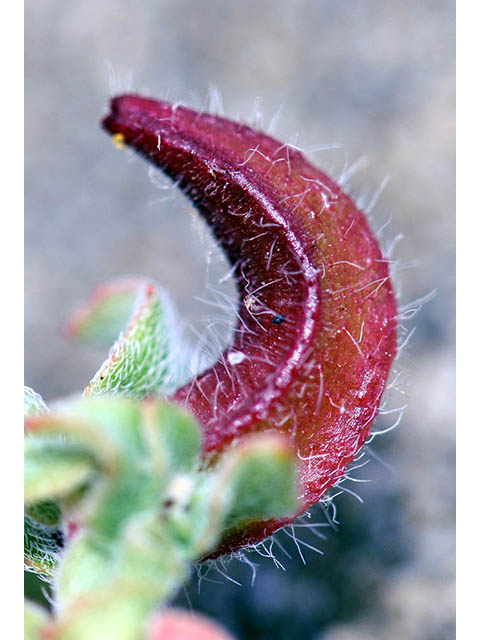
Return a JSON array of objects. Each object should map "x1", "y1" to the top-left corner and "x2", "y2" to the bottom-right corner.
[{"x1": 111, "y1": 132, "x2": 126, "y2": 150}]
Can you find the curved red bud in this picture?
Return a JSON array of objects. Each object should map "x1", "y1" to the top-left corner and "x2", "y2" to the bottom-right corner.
[{"x1": 102, "y1": 95, "x2": 397, "y2": 553}]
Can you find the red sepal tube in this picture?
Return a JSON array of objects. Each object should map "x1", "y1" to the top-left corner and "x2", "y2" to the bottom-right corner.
[{"x1": 102, "y1": 95, "x2": 397, "y2": 554}]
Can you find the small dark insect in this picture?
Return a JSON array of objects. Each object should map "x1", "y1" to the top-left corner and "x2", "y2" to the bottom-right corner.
[{"x1": 272, "y1": 314, "x2": 286, "y2": 325}]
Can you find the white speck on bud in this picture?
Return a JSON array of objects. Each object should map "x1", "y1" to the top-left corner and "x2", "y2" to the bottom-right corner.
[{"x1": 227, "y1": 351, "x2": 246, "y2": 365}]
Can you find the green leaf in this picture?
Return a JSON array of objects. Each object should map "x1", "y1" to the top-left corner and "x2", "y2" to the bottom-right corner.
[
  {"x1": 27, "y1": 500, "x2": 62, "y2": 527},
  {"x1": 24, "y1": 386, "x2": 48, "y2": 416},
  {"x1": 24, "y1": 512, "x2": 62, "y2": 581},
  {"x1": 25, "y1": 395, "x2": 144, "y2": 475},
  {"x1": 24, "y1": 439, "x2": 96, "y2": 504},
  {"x1": 60, "y1": 395, "x2": 145, "y2": 465},
  {"x1": 75, "y1": 278, "x2": 184, "y2": 397},
  {"x1": 217, "y1": 434, "x2": 299, "y2": 532},
  {"x1": 64, "y1": 278, "x2": 141, "y2": 346},
  {"x1": 55, "y1": 533, "x2": 114, "y2": 611},
  {"x1": 55, "y1": 514, "x2": 186, "y2": 636},
  {"x1": 87, "y1": 469, "x2": 159, "y2": 541},
  {"x1": 24, "y1": 387, "x2": 64, "y2": 580},
  {"x1": 24, "y1": 502, "x2": 63, "y2": 581},
  {"x1": 114, "y1": 511, "x2": 187, "y2": 601},
  {"x1": 185, "y1": 435, "x2": 299, "y2": 558},
  {"x1": 142, "y1": 399, "x2": 202, "y2": 475}
]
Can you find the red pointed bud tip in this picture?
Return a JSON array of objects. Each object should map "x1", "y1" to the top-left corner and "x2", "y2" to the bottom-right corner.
[
  {"x1": 102, "y1": 95, "x2": 397, "y2": 553},
  {"x1": 148, "y1": 611, "x2": 235, "y2": 640}
]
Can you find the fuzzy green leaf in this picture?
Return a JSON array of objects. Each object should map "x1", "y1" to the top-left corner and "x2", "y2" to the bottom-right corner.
[
  {"x1": 24, "y1": 387, "x2": 63, "y2": 580},
  {"x1": 55, "y1": 533, "x2": 114, "y2": 611},
  {"x1": 27, "y1": 499, "x2": 62, "y2": 527},
  {"x1": 24, "y1": 512, "x2": 62, "y2": 581},
  {"x1": 217, "y1": 434, "x2": 299, "y2": 532},
  {"x1": 25, "y1": 395, "x2": 145, "y2": 475},
  {"x1": 184, "y1": 435, "x2": 299, "y2": 557},
  {"x1": 24, "y1": 439, "x2": 96, "y2": 504},
  {"x1": 24, "y1": 386, "x2": 48, "y2": 416},
  {"x1": 78, "y1": 278, "x2": 184, "y2": 397},
  {"x1": 55, "y1": 514, "x2": 186, "y2": 636},
  {"x1": 64, "y1": 278, "x2": 140, "y2": 346},
  {"x1": 142, "y1": 400, "x2": 202, "y2": 475},
  {"x1": 24, "y1": 502, "x2": 63, "y2": 581}
]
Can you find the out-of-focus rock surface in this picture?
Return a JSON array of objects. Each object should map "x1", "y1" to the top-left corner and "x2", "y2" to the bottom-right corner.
[{"x1": 25, "y1": 1, "x2": 455, "y2": 638}]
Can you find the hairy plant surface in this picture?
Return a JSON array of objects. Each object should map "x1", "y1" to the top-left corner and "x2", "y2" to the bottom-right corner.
[
  {"x1": 25, "y1": 96, "x2": 398, "y2": 639},
  {"x1": 102, "y1": 95, "x2": 397, "y2": 553}
]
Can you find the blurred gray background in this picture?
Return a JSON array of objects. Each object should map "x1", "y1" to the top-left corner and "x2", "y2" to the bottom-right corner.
[{"x1": 25, "y1": 1, "x2": 455, "y2": 638}]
